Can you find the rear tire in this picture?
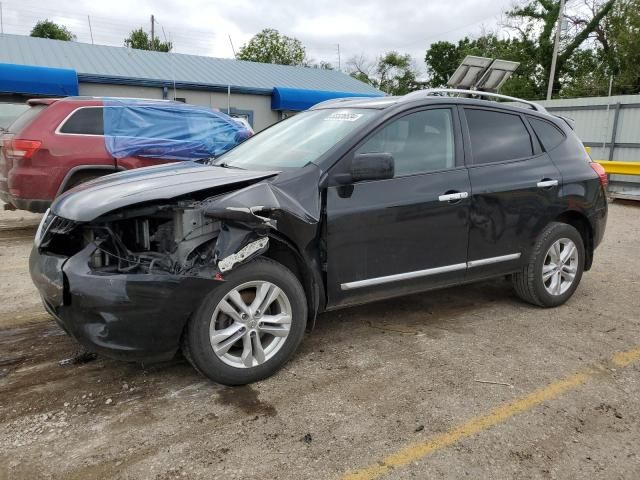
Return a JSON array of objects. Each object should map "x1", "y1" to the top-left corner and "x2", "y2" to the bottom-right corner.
[
  {"x1": 512, "y1": 222, "x2": 585, "y2": 307},
  {"x1": 184, "y1": 257, "x2": 307, "y2": 385}
]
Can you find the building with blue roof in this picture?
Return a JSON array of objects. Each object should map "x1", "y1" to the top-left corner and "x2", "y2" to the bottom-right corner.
[{"x1": 0, "y1": 34, "x2": 383, "y2": 131}]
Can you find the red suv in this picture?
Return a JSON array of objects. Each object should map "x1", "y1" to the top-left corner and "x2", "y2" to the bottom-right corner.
[{"x1": 0, "y1": 97, "x2": 250, "y2": 212}]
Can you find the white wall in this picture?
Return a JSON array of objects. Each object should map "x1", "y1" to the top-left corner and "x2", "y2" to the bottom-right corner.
[{"x1": 78, "y1": 83, "x2": 279, "y2": 131}]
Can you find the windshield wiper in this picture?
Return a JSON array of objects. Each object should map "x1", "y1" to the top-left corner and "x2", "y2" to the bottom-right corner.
[{"x1": 218, "y1": 162, "x2": 245, "y2": 170}]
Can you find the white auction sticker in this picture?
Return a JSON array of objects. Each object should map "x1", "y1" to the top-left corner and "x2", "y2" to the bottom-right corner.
[{"x1": 325, "y1": 111, "x2": 363, "y2": 122}]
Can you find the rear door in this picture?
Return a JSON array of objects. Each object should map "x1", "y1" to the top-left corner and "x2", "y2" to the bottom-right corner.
[
  {"x1": 461, "y1": 107, "x2": 562, "y2": 279},
  {"x1": 325, "y1": 106, "x2": 471, "y2": 307}
]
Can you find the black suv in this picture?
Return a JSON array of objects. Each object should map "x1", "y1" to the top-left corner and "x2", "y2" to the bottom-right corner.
[{"x1": 30, "y1": 89, "x2": 608, "y2": 385}]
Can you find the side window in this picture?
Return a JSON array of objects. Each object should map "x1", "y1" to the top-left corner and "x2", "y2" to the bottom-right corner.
[
  {"x1": 465, "y1": 108, "x2": 533, "y2": 164},
  {"x1": 356, "y1": 109, "x2": 455, "y2": 177},
  {"x1": 59, "y1": 108, "x2": 104, "y2": 135},
  {"x1": 528, "y1": 117, "x2": 565, "y2": 152}
]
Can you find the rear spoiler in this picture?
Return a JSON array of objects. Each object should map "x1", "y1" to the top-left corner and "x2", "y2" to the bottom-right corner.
[
  {"x1": 27, "y1": 98, "x2": 61, "y2": 106},
  {"x1": 555, "y1": 115, "x2": 576, "y2": 130}
]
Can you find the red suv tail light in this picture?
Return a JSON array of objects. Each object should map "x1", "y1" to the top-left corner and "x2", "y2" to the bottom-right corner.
[
  {"x1": 590, "y1": 162, "x2": 608, "y2": 187},
  {"x1": 4, "y1": 138, "x2": 42, "y2": 160}
]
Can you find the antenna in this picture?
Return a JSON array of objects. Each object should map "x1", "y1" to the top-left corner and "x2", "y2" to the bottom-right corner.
[{"x1": 228, "y1": 34, "x2": 236, "y2": 57}]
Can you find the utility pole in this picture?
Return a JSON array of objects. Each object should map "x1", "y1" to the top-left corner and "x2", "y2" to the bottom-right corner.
[
  {"x1": 150, "y1": 14, "x2": 155, "y2": 50},
  {"x1": 1, "y1": 2, "x2": 4, "y2": 35},
  {"x1": 546, "y1": 0, "x2": 565, "y2": 100},
  {"x1": 228, "y1": 34, "x2": 236, "y2": 57},
  {"x1": 87, "y1": 15, "x2": 94, "y2": 44},
  {"x1": 337, "y1": 43, "x2": 341, "y2": 71}
]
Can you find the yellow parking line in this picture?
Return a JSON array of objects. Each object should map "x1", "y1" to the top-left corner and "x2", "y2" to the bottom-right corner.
[{"x1": 343, "y1": 347, "x2": 640, "y2": 480}]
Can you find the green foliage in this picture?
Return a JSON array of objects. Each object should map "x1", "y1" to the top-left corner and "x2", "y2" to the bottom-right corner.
[
  {"x1": 604, "y1": 0, "x2": 640, "y2": 94},
  {"x1": 124, "y1": 28, "x2": 172, "y2": 52},
  {"x1": 30, "y1": 20, "x2": 75, "y2": 41},
  {"x1": 506, "y1": 0, "x2": 615, "y2": 97},
  {"x1": 236, "y1": 29, "x2": 306, "y2": 66},
  {"x1": 425, "y1": 35, "x2": 539, "y2": 98},
  {"x1": 347, "y1": 52, "x2": 419, "y2": 95},
  {"x1": 304, "y1": 60, "x2": 335, "y2": 70},
  {"x1": 423, "y1": 0, "x2": 620, "y2": 99}
]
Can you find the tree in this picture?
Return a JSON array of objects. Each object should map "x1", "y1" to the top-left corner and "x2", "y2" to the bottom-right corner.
[
  {"x1": 30, "y1": 20, "x2": 75, "y2": 41},
  {"x1": 423, "y1": 1, "x2": 617, "y2": 99},
  {"x1": 506, "y1": 0, "x2": 616, "y2": 97},
  {"x1": 424, "y1": 35, "x2": 539, "y2": 98},
  {"x1": 347, "y1": 52, "x2": 420, "y2": 95},
  {"x1": 124, "y1": 28, "x2": 172, "y2": 52},
  {"x1": 598, "y1": 0, "x2": 640, "y2": 94},
  {"x1": 236, "y1": 29, "x2": 306, "y2": 66},
  {"x1": 304, "y1": 60, "x2": 335, "y2": 70}
]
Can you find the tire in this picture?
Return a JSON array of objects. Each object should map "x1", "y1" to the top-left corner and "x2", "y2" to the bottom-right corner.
[
  {"x1": 512, "y1": 222, "x2": 585, "y2": 308},
  {"x1": 183, "y1": 257, "x2": 307, "y2": 385}
]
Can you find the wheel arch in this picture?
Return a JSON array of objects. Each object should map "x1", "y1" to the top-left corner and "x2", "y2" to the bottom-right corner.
[
  {"x1": 554, "y1": 210, "x2": 594, "y2": 271},
  {"x1": 263, "y1": 232, "x2": 325, "y2": 330},
  {"x1": 56, "y1": 165, "x2": 119, "y2": 196}
]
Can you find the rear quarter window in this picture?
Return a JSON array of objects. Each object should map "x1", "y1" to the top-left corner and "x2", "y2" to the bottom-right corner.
[
  {"x1": 464, "y1": 108, "x2": 534, "y2": 164},
  {"x1": 0, "y1": 103, "x2": 30, "y2": 130},
  {"x1": 528, "y1": 117, "x2": 565, "y2": 152},
  {"x1": 59, "y1": 107, "x2": 104, "y2": 135},
  {"x1": 7, "y1": 105, "x2": 46, "y2": 133}
]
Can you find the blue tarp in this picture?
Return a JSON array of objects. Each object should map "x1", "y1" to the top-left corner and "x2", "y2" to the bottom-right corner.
[
  {"x1": 271, "y1": 87, "x2": 383, "y2": 112},
  {"x1": 0, "y1": 62, "x2": 78, "y2": 96},
  {"x1": 103, "y1": 99, "x2": 251, "y2": 161}
]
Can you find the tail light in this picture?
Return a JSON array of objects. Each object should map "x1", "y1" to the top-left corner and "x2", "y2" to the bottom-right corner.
[
  {"x1": 4, "y1": 138, "x2": 42, "y2": 160},
  {"x1": 590, "y1": 162, "x2": 608, "y2": 187}
]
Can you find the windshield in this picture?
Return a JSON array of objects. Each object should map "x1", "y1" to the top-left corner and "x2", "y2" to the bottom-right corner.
[{"x1": 214, "y1": 108, "x2": 377, "y2": 169}]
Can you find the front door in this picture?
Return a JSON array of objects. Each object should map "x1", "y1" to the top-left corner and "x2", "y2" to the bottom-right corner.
[{"x1": 325, "y1": 107, "x2": 471, "y2": 307}]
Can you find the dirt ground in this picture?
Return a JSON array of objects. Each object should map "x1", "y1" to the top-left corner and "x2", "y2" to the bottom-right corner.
[{"x1": 0, "y1": 201, "x2": 639, "y2": 480}]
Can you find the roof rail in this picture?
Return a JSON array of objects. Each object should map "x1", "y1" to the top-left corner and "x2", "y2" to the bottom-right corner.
[
  {"x1": 401, "y1": 88, "x2": 547, "y2": 113},
  {"x1": 310, "y1": 97, "x2": 365, "y2": 109}
]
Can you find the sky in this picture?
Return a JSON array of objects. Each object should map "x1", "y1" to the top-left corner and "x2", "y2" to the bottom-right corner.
[{"x1": 0, "y1": 0, "x2": 516, "y2": 74}]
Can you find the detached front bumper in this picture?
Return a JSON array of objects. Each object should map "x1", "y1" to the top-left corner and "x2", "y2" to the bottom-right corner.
[{"x1": 29, "y1": 243, "x2": 218, "y2": 363}]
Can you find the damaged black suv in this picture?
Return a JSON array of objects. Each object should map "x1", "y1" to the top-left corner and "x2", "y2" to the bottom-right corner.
[{"x1": 30, "y1": 89, "x2": 608, "y2": 385}]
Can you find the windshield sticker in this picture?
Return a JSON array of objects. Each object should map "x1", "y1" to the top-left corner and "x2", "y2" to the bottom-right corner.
[{"x1": 325, "y1": 112, "x2": 363, "y2": 122}]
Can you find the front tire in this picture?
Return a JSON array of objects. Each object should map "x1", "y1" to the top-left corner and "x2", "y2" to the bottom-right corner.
[
  {"x1": 512, "y1": 222, "x2": 585, "y2": 307},
  {"x1": 184, "y1": 257, "x2": 307, "y2": 385}
]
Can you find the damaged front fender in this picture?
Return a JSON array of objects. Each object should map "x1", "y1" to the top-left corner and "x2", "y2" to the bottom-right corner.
[{"x1": 202, "y1": 172, "x2": 325, "y2": 323}]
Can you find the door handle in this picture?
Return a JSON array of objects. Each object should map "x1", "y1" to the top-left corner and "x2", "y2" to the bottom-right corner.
[
  {"x1": 537, "y1": 179, "x2": 558, "y2": 188},
  {"x1": 438, "y1": 191, "x2": 469, "y2": 202}
]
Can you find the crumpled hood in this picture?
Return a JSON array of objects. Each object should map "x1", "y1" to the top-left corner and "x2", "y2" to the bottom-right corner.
[{"x1": 52, "y1": 161, "x2": 279, "y2": 222}]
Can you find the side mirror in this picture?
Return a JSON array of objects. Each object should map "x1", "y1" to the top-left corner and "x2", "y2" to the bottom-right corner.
[{"x1": 350, "y1": 153, "x2": 394, "y2": 182}]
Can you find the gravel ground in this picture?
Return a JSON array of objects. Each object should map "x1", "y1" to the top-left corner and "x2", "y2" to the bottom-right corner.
[{"x1": 0, "y1": 201, "x2": 639, "y2": 480}]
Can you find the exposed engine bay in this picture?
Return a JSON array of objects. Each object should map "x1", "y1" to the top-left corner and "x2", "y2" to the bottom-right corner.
[{"x1": 37, "y1": 200, "x2": 269, "y2": 278}]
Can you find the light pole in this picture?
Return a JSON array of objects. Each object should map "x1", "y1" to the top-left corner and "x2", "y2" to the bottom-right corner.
[{"x1": 546, "y1": 0, "x2": 566, "y2": 100}]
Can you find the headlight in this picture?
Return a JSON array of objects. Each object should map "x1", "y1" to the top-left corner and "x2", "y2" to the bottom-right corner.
[{"x1": 34, "y1": 209, "x2": 51, "y2": 247}]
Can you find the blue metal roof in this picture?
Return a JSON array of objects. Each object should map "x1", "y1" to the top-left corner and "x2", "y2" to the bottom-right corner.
[
  {"x1": 0, "y1": 62, "x2": 78, "y2": 96},
  {"x1": 0, "y1": 34, "x2": 381, "y2": 96},
  {"x1": 271, "y1": 87, "x2": 383, "y2": 111}
]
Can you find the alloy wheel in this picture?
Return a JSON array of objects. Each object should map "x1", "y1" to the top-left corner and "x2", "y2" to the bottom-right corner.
[
  {"x1": 542, "y1": 238, "x2": 578, "y2": 296},
  {"x1": 209, "y1": 281, "x2": 292, "y2": 368}
]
